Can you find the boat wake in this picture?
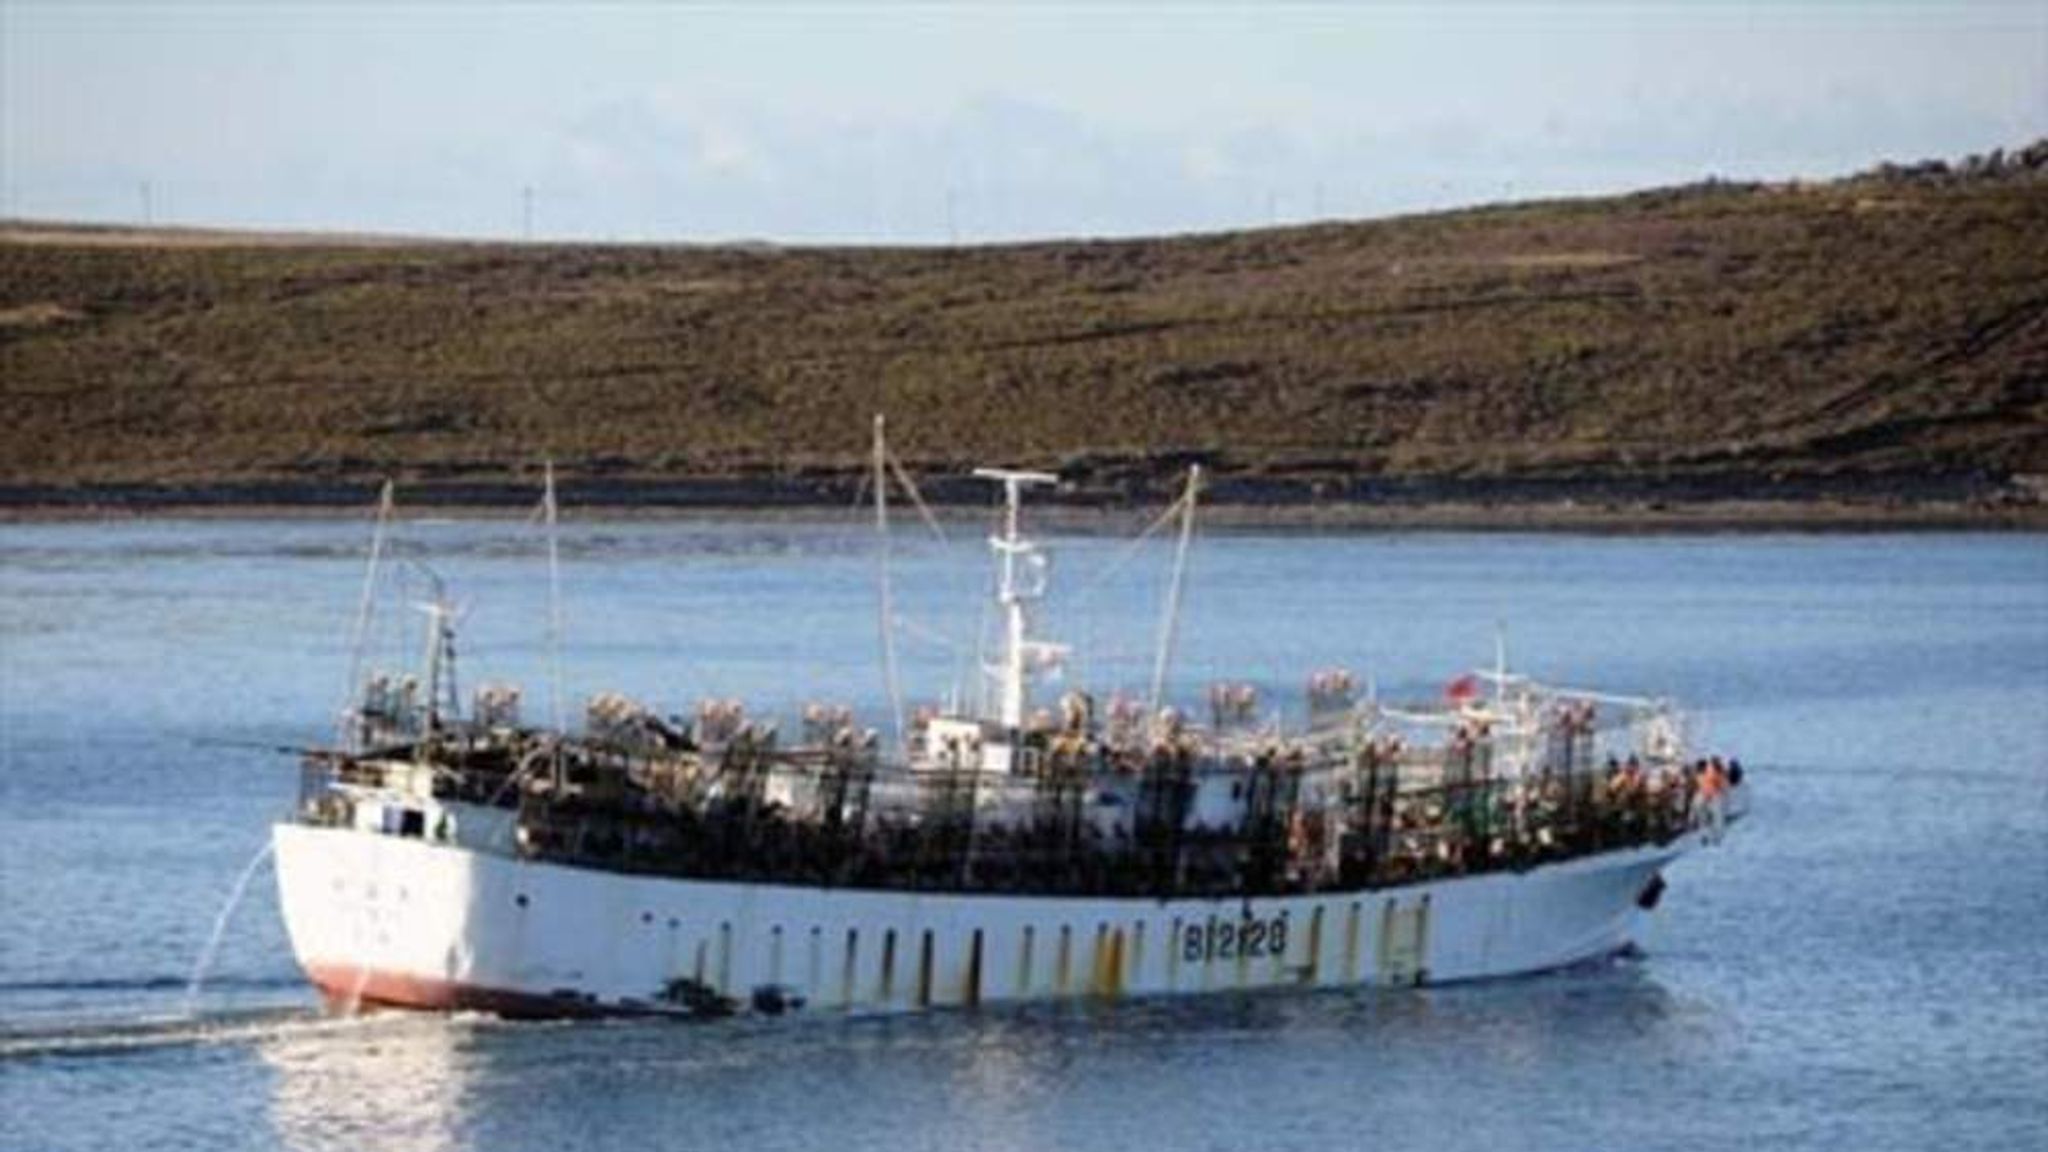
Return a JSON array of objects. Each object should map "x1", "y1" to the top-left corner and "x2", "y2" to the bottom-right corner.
[
  {"x1": 0, "y1": 1004, "x2": 403, "y2": 1062},
  {"x1": 0, "y1": 973, "x2": 304, "y2": 996}
]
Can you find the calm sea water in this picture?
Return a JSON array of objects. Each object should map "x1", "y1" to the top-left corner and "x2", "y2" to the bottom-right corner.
[{"x1": 1, "y1": 517, "x2": 2043, "y2": 1152}]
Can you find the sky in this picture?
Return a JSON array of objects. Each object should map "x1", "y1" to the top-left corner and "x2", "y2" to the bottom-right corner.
[{"x1": 3, "y1": 2, "x2": 2043, "y2": 243}]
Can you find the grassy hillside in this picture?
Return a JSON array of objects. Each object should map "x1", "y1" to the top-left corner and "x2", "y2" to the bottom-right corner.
[{"x1": 3, "y1": 152, "x2": 2044, "y2": 515}]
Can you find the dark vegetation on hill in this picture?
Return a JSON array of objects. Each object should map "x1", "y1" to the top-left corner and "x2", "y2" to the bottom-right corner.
[{"x1": 3, "y1": 143, "x2": 2044, "y2": 516}]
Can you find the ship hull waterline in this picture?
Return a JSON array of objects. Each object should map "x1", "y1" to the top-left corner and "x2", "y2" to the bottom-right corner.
[{"x1": 273, "y1": 822, "x2": 1695, "y2": 1019}]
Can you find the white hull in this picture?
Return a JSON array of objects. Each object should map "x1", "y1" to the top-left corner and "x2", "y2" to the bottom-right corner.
[{"x1": 274, "y1": 821, "x2": 1698, "y2": 1017}]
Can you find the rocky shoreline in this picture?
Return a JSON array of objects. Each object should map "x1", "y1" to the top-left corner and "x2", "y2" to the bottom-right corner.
[{"x1": 4, "y1": 471, "x2": 2039, "y2": 530}]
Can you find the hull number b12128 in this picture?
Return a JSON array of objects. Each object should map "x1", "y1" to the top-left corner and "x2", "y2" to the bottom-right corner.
[{"x1": 1184, "y1": 913, "x2": 1288, "y2": 963}]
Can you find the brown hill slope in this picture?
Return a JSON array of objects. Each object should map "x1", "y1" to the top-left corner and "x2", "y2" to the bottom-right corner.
[{"x1": 3, "y1": 158, "x2": 2045, "y2": 515}]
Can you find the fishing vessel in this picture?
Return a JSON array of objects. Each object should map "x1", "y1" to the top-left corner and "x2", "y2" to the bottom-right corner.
[{"x1": 274, "y1": 421, "x2": 1745, "y2": 1018}]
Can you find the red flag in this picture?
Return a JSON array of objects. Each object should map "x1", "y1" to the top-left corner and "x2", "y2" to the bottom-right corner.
[{"x1": 1444, "y1": 673, "x2": 1480, "y2": 701}]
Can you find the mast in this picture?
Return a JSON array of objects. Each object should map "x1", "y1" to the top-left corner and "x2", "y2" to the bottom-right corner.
[
  {"x1": 972, "y1": 467, "x2": 1058, "y2": 731},
  {"x1": 543, "y1": 461, "x2": 567, "y2": 792},
  {"x1": 1494, "y1": 622, "x2": 1507, "y2": 710},
  {"x1": 418, "y1": 592, "x2": 457, "y2": 735},
  {"x1": 339, "y1": 479, "x2": 395, "y2": 750},
  {"x1": 874, "y1": 415, "x2": 907, "y2": 755},
  {"x1": 1148, "y1": 464, "x2": 1202, "y2": 717},
  {"x1": 543, "y1": 460, "x2": 564, "y2": 734}
]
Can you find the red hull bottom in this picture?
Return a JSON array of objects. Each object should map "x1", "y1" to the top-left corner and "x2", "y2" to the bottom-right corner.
[{"x1": 305, "y1": 963, "x2": 618, "y2": 1020}]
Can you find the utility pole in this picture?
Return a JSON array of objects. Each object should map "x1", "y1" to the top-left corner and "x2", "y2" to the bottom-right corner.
[{"x1": 521, "y1": 185, "x2": 535, "y2": 241}]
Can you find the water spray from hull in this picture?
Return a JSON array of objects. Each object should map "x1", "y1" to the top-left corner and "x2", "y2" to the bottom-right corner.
[{"x1": 182, "y1": 840, "x2": 276, "y2": 1019}]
